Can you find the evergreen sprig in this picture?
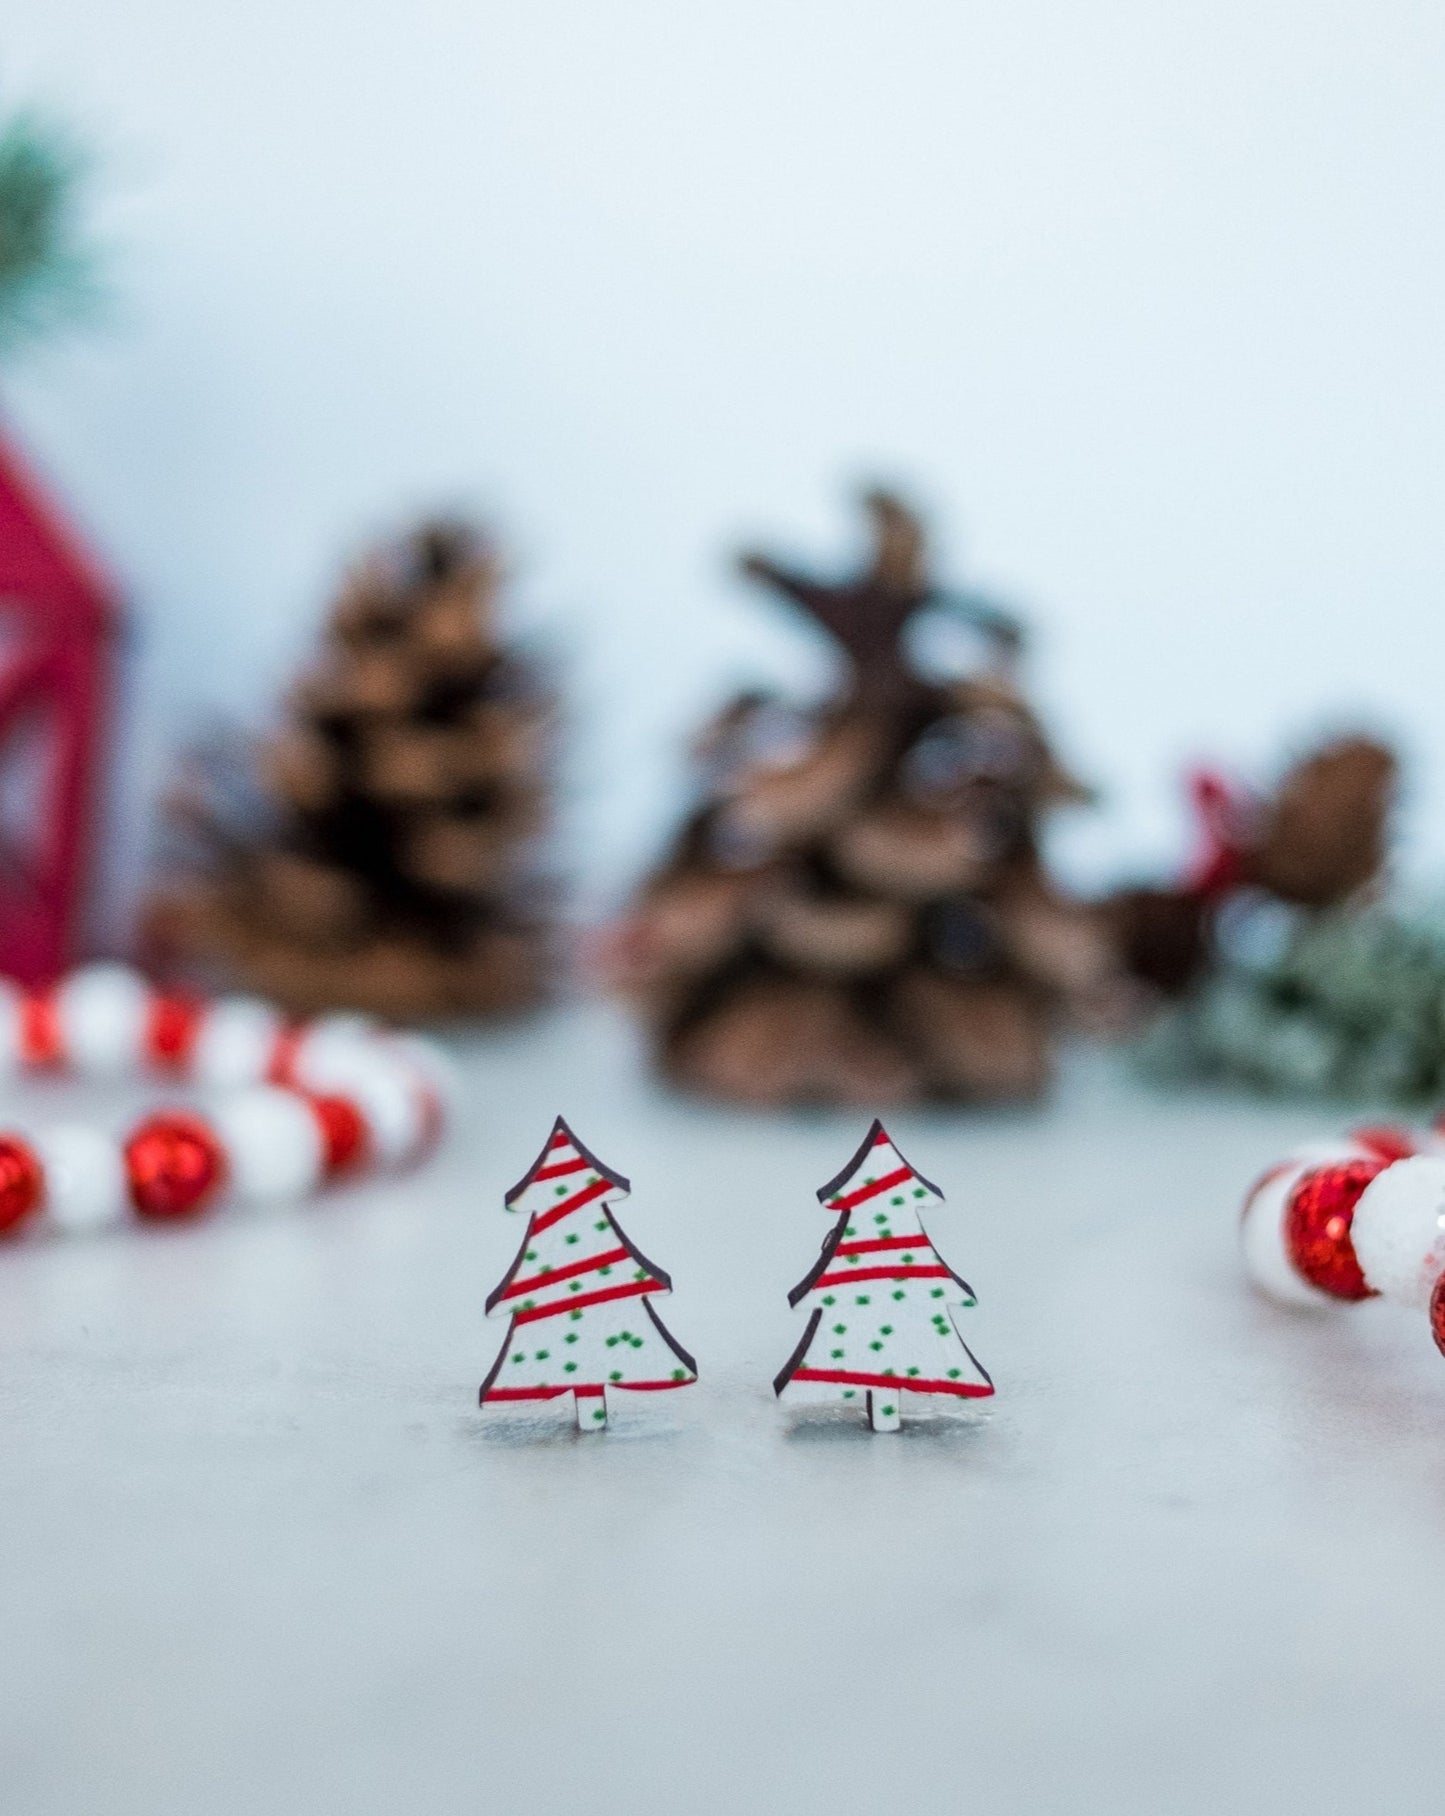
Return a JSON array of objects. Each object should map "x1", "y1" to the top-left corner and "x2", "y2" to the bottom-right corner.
[
  {"x1": 1142, "y1": 899, "x2": 1445, "y2": 1104},
  {"x1": 0, "y1": 105, "x2": 96, "y2": 355}
]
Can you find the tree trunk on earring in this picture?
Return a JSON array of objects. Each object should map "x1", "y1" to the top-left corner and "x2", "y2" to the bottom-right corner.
[
  {"x1": 868, "y1": 1391, "x2": 901, "y2": 1432},
  {"x1": 575, "y1": 1387, "x2": 608, "y2": 1431}
]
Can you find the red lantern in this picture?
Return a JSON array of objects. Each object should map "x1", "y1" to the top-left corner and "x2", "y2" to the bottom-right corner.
[{"x1": 0, "y1": 433, "x2": 119, "y2": 987}]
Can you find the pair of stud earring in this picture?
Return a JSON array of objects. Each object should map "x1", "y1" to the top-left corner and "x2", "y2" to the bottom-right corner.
[{"x1": 478, "y1": 1116, "x2": 994, "y2": 1432}]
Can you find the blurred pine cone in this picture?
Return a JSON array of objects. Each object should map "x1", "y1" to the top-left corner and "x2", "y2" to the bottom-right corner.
[{"x1": 147, "y1": 519, "x2": 554, "y2": 1020}]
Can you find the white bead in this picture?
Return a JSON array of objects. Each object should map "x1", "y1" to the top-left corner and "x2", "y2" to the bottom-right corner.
[
  {"x1": 288, "y1": 1037, "x2": 425, "y2": 1164},
  {"x1": 1350, "y1": 1156, "x2": 1445, "y2": 1309},
  {"x1": 207, "y1": 1085, "x2": 323, "y2": 1201},
  {"x1": 192, "y1": 997, "x2": 285, "y2": 1088},
  {"x1": 287, "y1": 1016, "x2": 378, "y2": 1087},
  {"x1": 1241, "y1": 1165, "x2": 1330, "y2": 1307},
  {"x1": 387, "y1": 1033, "x2": 459, "y2": 1116},
  {"x1": 1239, "y1": 1140, "x2": 1366, "y2": 1308},
  {"x1": 57, "y1": 963, "x2": 150, "y2": 1077},
  {"x1": 345, "y1": 1064, "x2": 425, "y2": 1164},
  {"x1": 314, "y1": 1054, "x2": 421, "y2": 1163},
  {"x1": 31, "y1": 1123, "x2": 128, "y2": 1234},
  {"x1": 305, "y1": 1013, "x2": 378, "y2": 1048},
  {"x1": 0, "y1": 978, "x2": 21, "y2": 1075}
]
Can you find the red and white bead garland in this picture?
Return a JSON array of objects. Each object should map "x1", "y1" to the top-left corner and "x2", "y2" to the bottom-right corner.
[
  {"x1": 1240, "y1": 1120, "x2": 1445, "y2": 1357},
  {"x1": 0, "y1": 964, "x2": 452, "y2": 1240}
]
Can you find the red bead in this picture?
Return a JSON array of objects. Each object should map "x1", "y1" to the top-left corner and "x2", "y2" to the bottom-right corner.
[
  {"x1": 19, "y1": 992, "x2": 65, "y2": 1069},
  {"x1": 1284, "y1": 1160, "x2": 1385, "y2": 1300},
  {"x1": 1351, "y1": 1125, "x2": 1418, "y2": 1164},
  {"x1": 416, "y1": 1082, "x2": 444, "y2": 1156},
  {"x1": 0, "y1": 1135, "x2": 45, "y2": 1235},
  {"x1": 144, "y1": 994, "x2": 205, "y2": 1072},
  {"x1": 1430, "y1": 1274, "x2": 1445, "y2": 1359},
  {"x1": 308, "y1": 1094, "x2": 370, "y2": 1177},
  {"x1": 266, "y1": 1024, "x2": 307, "y2": 1087},
  {"x1": 124, "y1": 1112, "x2": 228, "y2": 1221}
]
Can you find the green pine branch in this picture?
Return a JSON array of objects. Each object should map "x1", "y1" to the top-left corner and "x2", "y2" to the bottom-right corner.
[
  {"x1": 0, "y1": 105, "x2": 97, "y2": 356},
  {"x1": 1141, "y1": 900, "x2": 1445, "y2": 1104}
]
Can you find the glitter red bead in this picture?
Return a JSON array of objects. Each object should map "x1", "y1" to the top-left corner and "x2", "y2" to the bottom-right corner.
[
  {"x1": 124, "y1": 1112, "x2": 228, "y2": 1221},
  {"x1": 1430, "y1": 1274, "x2": 1445, "y2": 1360},
  {"x1": 1283, "y1": 1160, "x2": 1385, "y2": 1301},
  {"x1": 0, "y1": 1135, "x2": 45, "y2": 1235},
  {"x1": 0, "y1": 966, "x2": 446, "y2": 1242},
  {"x1": 309, "y1": 1094, "x2": 370, "y2": 1177}
]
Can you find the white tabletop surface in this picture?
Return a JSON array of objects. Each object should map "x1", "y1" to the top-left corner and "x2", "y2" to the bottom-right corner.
[{"x1": 2, "y1": 1003, "x2": 1440, "y2": 1816}]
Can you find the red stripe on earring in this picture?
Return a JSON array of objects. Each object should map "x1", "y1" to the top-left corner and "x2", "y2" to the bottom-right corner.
[
  {"x1": 822, "y1": 1165, "x2": 914, "y2": 1213},
  {"x1": 813, "y1": 1263, "x2": 953, "y2": 1292},
  {"x1": 499, "y1": 1246, "x2": 632, "y2": 1300},
  {"x1": 510, "y1": 1278, "x2": 662, "y2": 1325},
  {"x1": 528, "y1": 1175, "x2": 613, "y2": 1234},
  {"x1": 789, "y1": 1367, "x2": 993, "y2": 1398}
]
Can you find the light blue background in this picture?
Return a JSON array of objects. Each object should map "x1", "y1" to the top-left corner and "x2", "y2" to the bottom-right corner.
[{"x1": 8, "y1": 2, "x2": 1444, "y2": 921}]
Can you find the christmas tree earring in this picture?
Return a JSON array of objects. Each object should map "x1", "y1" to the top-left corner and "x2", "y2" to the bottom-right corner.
[
  {"x1": 773, "y1": 1121, "x2": 994, "y2": 1431},
  {"x1": 479, "y1": 1118, "x2": 697, "y2": 1431}
]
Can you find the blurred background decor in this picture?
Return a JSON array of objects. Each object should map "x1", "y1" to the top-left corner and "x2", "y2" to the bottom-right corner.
[
  {"x1": 0, "y1": 962, "x2": 451, "y2": 1240},
  {"x1": 6, "y1": 14, "x2": 1445, "y2": 1812},
  {"x1": 9, "y1": 7, "x2": 1445, "y2": 948},
  {"x1": 146, "y1": 519, "x2": 554, "y2": 1020},
  {"x1": 0, "y1": 100, "x2": 117, "y2": 987},
  {"x1": 1144, "y1": 896, "x2": 1445, "y2": 1103},
  {"x1": 1113, "y1": 735, "x2": 1445, "y2": 1102},
  {"x1": 608, "y1": 489, "x2": 1120, "y2": 1106},
  {"x1": 0, "y1": 103, "x2": 95, "y2": 355},
  {"x1": 1104, "y1": 735, "x2": 1397, "y2": 1000}
]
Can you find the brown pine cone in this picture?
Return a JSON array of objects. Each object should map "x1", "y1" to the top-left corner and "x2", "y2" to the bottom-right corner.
[
  {"x1": 890, "y1": 970, "x2": 1052, "y2": 1100},
  {"x1": 1244, "y1": 736, "x2": 1396, "y2": 908},
  {"x1": 666, "y1": 979, "x2": 919, "y2": 1107}
]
